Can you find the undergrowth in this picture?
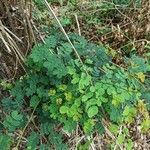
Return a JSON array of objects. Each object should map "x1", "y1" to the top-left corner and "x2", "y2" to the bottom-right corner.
[
  {"x1": 0, "y1": 28, "x2": 150, "y2": 149},
  {"x1": 0, "y1": 0, "x2": 150, "y2": 149}
]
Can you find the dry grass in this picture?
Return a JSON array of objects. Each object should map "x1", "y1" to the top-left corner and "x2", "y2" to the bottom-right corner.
[
  {"x1": 0, "y1": 0, "x2": 35, "y2": 79},
  {"x1": 1, "y1": 0, "x2": 149, "y2": 80}
]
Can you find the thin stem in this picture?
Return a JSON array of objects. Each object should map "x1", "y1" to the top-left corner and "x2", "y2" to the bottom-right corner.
[{"x1": 15, "y1": 102, "x2": 39, "y2": 148}]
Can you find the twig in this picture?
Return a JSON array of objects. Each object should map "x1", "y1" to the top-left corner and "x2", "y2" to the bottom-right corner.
[
  {"x1": 3, "y1": 25, "x2": 23, "y2": 43},
  {"x1": 114, "y1": 126, "x2": 123, "y2": 150},
  {"x1": 74, "y1": 14, "x2": 81, "y2": 36},
  {"x1": 31, "y1": 19, "x2": 45, "y2": 44},
  {"x1": 0, "y1": 32, "x2": 11, "y2": 53},
  {"x1": 15, "y1": 103, "x2": 39, "y2": 149},
  {"x1": 86, "y1": 136, "x2": 95, "y2": 150}
]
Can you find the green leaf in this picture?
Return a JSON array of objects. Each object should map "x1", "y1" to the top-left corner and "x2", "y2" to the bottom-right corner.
[
  {"x1": 136, "y1": 72, "x2": 145, "y2": 82},
  {"x1": 123, "y1": 106, "x2": 137, "y2": 123},
  {"x1": 109, "y1": 124, "x2": 119, "y2": 135},
  {"x1": 63, "y1": 119, "x2": 77, "y2": 133},
  {"x1": 0, "y1": 134, "x2": 12, "y2": 150},
  {"x1": 83, "y1": 119, "x2": 95, "y2": 133},
  {"x1": 39, "y1": 144, "x2": 48, "y2": 150},
  {"x1": 79, "y1": 74, "x2": 92, "y2": 91},
  {"x1": 117, "y1": 134, "x2": 125, "y2": 145},
  {"x1": 90, "y1": 86, "x2": 96, "y2": 92},
  {"x1": 3, "y1": 111, "x2": 24, "y2": 132},
  {"x1": 86, "y1": 99, "x2": 97, "y2": 109},
  {"x1": 126, "y1": 139, "x2": 134, "y2": 150},
  {"x1": 95, "y1": 123, "x2": 105, "y2": 134},
  {"x1": 26, "y1": 132, "x2": 39, "y2": 150},
  {"x1": 87, "y1": 106, "x2": 98, "y2": 118},
  {"x1": 67, "y1": 66, "x2": 76, "y2": 75},
  {"x1": 71, "y1": 74, "x2": 80, "y2": 84},
  {"x1": 78, "y1": 140, "x2": 91, "y2": 150},
  {"x1": 1, "y1": 98, "x2": 20, "y2": 112},
  {"x1": 141, "y1": 119, "x2": 150, "y2": 133},
  {"x1": 11, "y1": 111, "x2": 23, "y2": 120},
  {"x1": 82, "y1": 92, "x2": 93, "y2": 102},
  {"x1": 60, "y1": 106, "x2": 68, "y2": 114},
  {"x1": 109, "y1": 105, "x2": 122, "y2": 123},
  {"x1": 30, "y1": 95, "x2": 40, "y2": 108}
]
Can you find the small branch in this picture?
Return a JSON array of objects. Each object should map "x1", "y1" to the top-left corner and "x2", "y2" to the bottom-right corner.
[
  {"x1": 74, "y1": 14, "x2": 81, "y2": 36},
  {"x1": 15, "y1": 103, "x2": 39, "y2": 149}
]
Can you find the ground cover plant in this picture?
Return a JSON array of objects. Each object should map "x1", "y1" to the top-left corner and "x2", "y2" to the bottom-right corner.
[{"x1": 0, "y1": 0, "x2": 150, "y2": 149}]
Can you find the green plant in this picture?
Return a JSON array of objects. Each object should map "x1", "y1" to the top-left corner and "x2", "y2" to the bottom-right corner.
[
  {"x1": 3, "y1": 111, "x2": 24, "y2": 132},
  {"x1": 1, "y1": 29, "x2": 150, "y2": 148},
  {"x1": 26, "y1": 132, "x2": 40, "y2": 150},
  {"x1": 109, "y1": 124, "x2": 134, "y2": 150},
  {"x1": 40, "y1": 122, "x2": 69, "y2": 149},
  {"x1": 0, "y1": 134, "x2": 12, "y2": 150}
]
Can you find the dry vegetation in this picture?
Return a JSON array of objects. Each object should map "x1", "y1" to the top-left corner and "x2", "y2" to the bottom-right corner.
[
  {"x1": 1, "y1": 0, "x2": 150, "y2": 78},
  {"x1": 0, "y1": 0, "x2": 150, "y2": 150},
  {"x1": 0, "y1": 0, "x2": 35, "y2": 79}
]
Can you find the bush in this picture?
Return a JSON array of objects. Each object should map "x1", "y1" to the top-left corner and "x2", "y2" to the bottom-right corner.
[{"x1": 1, "y1": 29, "x2": 149, "y2": 149}]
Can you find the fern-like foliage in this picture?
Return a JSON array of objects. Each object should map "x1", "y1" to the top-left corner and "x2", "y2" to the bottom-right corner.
[
  {"x1": 26, "y1": 132, "x2": 40, "y2": 150},
  {"x1": 27, "y1": 30, "x2": 110, "y2": 78},
  {"x1": 1, "y1": 29, "x2": 150, "y2": 149},
  {"x1": 40, "y1": 122, "x2": 69, "y2": 150},
  {"x1": 1, "y1": 80, "x2": 26, "y2": 112},
  {"x1": 3, "y1": 111, "x2": 24, "y2": 132},
  {"x1": 0, "y1": 134, "x2": 12, "y2": 150}
]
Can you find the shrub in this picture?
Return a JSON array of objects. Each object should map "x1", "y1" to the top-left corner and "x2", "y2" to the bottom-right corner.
[{"x1": 1, "y1": 29, "x2": 150, "y2": 148}]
